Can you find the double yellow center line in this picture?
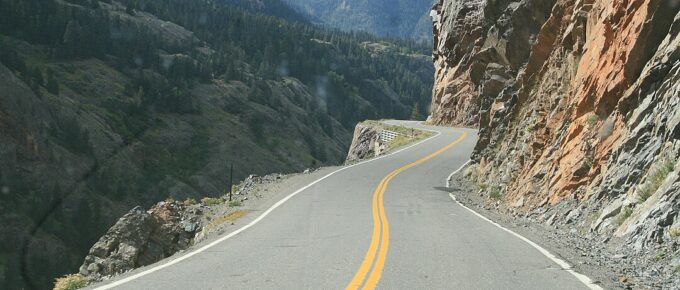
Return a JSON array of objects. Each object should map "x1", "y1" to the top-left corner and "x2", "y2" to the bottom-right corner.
[{"x1": 345, "y1": 131, "x2": 469, "y2": 290}]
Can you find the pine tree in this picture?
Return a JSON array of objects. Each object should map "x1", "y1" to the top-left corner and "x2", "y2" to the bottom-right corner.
[
  {"x1": 46, "y1": 68, "x2": 59, "y2": 95},
  {"x1": 410, "y1": 103, "x2": 421, "y2": 120},
  {"x1": 30, "y1": 67, "x2": 44, "y2": 87}
]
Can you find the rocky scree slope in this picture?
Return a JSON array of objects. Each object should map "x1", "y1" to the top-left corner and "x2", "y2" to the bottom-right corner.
[{"x1": 432, "y1": 0, "x2": 680, "y2": 286}]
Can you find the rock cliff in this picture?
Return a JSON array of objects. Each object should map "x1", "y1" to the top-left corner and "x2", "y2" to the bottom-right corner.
[
  {"x1": 345, "y1": 123, "x2": 385, "y2": 163},
  {"x1": 432, "y1": 0, "x2": 680, "y2": 285},
  {"x1": 78, "y1": 202, "x2": 201, "y2": 281}
]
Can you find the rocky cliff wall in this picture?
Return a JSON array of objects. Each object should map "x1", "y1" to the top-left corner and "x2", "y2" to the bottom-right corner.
[{"x1": 432, "y1": 0, "x2": 680, "y2": 266}]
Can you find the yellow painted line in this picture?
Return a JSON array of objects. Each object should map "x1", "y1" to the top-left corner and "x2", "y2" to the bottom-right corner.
[{"x1": 346, "y1": 131, "x2": 469, "y2": 290}]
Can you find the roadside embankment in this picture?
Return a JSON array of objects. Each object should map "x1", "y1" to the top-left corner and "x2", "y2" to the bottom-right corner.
[{"x1": 345, "y1": 120, "x2": 434, "y2": 163}]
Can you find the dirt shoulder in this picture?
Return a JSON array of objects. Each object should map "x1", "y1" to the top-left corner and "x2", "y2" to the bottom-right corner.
[{"x1": 448, "y1": 168, "x2": 678, "y2": 290}]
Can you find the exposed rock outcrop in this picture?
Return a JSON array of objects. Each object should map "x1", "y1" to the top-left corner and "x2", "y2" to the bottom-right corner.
[
  {"x1": 76, "y1": 171, "x2": 286, "y2": 283},
  {"x1": 432, "y1": 0, "x2": 680, "y2": 286},
  {"x1": 79, "y1": 202, "x2": 201, "y2": 281},
  {"x1": 346, "y1": 123, "x2": 386, "y2": 163}
]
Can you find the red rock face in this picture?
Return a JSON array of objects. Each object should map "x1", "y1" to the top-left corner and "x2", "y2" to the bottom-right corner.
[{"x1": 433, "y1": 0, "x2": 680, "y2": 252}]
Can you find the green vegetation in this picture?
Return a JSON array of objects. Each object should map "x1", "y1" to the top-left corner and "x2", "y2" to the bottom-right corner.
[
  {"x1": 410, "y1": 103, "x2": 422, "y2": 120},
  {"x1": 389, "y1": 135, "x2": 411, "y2": 149},
  {"x1": 229, "y1": 200, "x2": 243, "y2": 207},
  {"x1": 655, "y1": 251, "x2": 667, "y2": 262},
  {"x1": 53, "y1": 274, "x2": 88, "y2": 290},
  {"x1": 638, "y1": 158, "x2": 676, "y2": 203},
  {"x1": 586, "y1": 112, "x2": 600, "y2": 126},
  {"x1": 0, "y1": 0, "x2": 434, "y2": 289},
  {"x1": 201, "y1": 197, "x2": 225, "y2": 206},
  {"x1": 614, "y1": 207, "x2": 633, "y2": 227},
  {"x1": 362, "y1": 120, "x2": 434, "y2": 150},
  {"x1": 489, "y1": 187, "x2": 502, "y2": 200},
  {"x1": 579, "y1": 156, "x2": 594, "y2": 173}
]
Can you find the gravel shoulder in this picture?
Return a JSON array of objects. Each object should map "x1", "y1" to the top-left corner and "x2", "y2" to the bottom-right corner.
[{"x1": 448, "y1": 169, "x2": 657, "y2": 290}]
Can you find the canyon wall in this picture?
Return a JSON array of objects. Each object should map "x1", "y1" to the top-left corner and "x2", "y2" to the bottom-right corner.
[{"x1": 432, "y1": 0, "x2": 680, "y2": 254}]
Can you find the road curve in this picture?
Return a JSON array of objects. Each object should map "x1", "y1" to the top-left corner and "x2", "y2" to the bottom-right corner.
[{"x1": 89, "y1": 121, "x2": 592, "y2": 290}]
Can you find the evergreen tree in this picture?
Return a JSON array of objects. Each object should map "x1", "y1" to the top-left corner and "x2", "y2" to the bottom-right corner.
[
  {"x1": 46, "y1": 68, "x2": 59, "y2": 95},
  {"x1": 31, "y1": 67, "x2": 44, "y2": 87},
  {"x1": 410, "y1": 103, "x2": 421, "y2": 120}
]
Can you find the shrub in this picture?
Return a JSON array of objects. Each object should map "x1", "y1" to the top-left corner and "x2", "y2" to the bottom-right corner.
[
  {"x1": 614, "y1": 207, "x2": 633, "y2": 227},
  {"x1": 183, "y1": 198, "x2": 197, "y2": 206},
  {"x1": 228, "y1": 200, "x2": 242, "y2": 207},
  {"x1": 586, "y1": 112, "x2": 599, "y2": 126},
  {"x1": 581, "y1": 157, "x2": 593, "y2": 171},
  {"x1": 53, "y1": 274, "x2": 88, "y2": 290},
  {"x1": 489, "y1": 187, "x2": 502, "y2": 200},
  {"x1": 638, "y1": 158, "x2": 676, "y2": 203},
  {"x1": 655, "y1": 251, "x2": 667, "y2": 262},
  {"x1": 202, "y1": 197, "x2": 224, "y2": 206},
  {"x1": 669, "y1": 227, "x2": 680, "y2": 238}
]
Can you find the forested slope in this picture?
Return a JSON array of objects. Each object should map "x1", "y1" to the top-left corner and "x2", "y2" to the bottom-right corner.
[{"x1": 0, "y1": 0, "x2": 433, "y2": 288}]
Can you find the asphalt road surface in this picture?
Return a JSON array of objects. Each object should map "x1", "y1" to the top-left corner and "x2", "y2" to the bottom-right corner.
[{"x1": 90, "y1": 121, "x2": 594, "y2": 290}]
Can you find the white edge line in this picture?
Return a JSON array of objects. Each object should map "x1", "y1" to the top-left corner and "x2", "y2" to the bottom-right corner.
[
  {"x1": 445, "y1": 164, "x2": 603, "y2": 290},
  {"x1": 446, "y1": 160, "x2": 471, "y2": 187},
  {"x1": 94, "y1": 121, "x2": 444, "y2": 289}
]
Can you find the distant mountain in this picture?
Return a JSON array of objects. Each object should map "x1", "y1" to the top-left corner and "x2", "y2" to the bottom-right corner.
[
  {"x1": 283, "y1": 0, "x2": 435, "y2": 43},
  {"x1": 0, "y1": 0, "x2": 433, "y2": 289},
  {"x1": 221, "y1": 0, "x2": 311, "y2": 23}
]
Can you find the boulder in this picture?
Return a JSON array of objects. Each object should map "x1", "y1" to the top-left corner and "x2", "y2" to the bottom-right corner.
[{"x1": 79, "y1": 202, "x2": 201, "y2": 281}]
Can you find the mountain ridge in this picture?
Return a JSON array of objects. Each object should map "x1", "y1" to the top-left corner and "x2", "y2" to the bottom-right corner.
[{"x1": 282, "y1": 0, "x2": 435, "y2": 43}]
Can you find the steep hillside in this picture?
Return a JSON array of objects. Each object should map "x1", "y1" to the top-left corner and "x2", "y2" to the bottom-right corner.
[
  {"x1": 282, "y1": 0, "x2": 435, "y2": 43},
  {"x1": 0, "y1": 0, "x2": 433, "y2": 289},
  {"x1": 431, "y1": 0, "x2": 680, "y2": 286}
]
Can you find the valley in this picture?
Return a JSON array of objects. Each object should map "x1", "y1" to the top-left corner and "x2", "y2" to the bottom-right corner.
[{"x1": 0, "y1": 0, "x2": 433, "y2": 289}]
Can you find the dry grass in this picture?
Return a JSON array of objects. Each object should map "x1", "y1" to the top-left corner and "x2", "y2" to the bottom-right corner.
[
  {"x1": 207, "y1": 210, "x2": 249, "y2": 230},
  {"x1": 669, "y1": 227, "x2": 680, "y2": 238},
  {"x1": 638, "y1": 158, "x2": 676, "y2": 203},
  {"x1": 614, "y1": 207, "x2": 633, "y2": 227},
  {"x1": 53, "y1": 274, "x2": 88, "y2": 290},
  {"x1": 183, "y1": 198, "x2": 197, "y2": 206},
  {"x1": 201, "y1": 197, "x2": 225, "y2": 206}
]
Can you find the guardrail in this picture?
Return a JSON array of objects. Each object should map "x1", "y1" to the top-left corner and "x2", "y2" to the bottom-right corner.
[{"x1": 380, "y1": 130, "x2": 399, "y2": 142}]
